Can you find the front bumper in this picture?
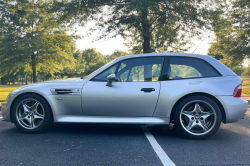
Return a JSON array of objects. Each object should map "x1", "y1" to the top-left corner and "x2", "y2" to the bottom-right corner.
[
  {"x1": 216, "y1": 96, "x2": 248, "y2": 123},
  {"x1": 1, "y1": 101, "x2": 11, "y2": 121},
  {"x1": 1, "y1": 94, "x2": 16, "y2": 122}
]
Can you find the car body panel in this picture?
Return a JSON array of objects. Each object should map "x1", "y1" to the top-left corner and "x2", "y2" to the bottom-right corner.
[
  {"x1": 1, "y1": 79, "x2": 87, "y2": 121},
  {"x1": 54, "y1": 115, "x2": 169, "y2": 125},
  {"x1": 154, "y1": 76, "x2": 243, "y2": 118},
  {"x1": 1, "y1": 53, "x2": 248, "y2": 125},
  {"x1": 81, "y1": 81, "x2": 160, "y2": 116},
  {"x1": 216, "y1": 96, "x2": 248, "y2": 123}
]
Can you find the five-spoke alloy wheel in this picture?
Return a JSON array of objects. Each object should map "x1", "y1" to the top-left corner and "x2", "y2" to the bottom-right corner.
[
  {"x1": 12, "y1": 94, "x2": 53, "y2": 133},
  {"x1": 16, "y1": 99, "x2": 45, "y2": 129},
  {"x1": 174, "y1": 95, "x2": 222, "y2": 139}
]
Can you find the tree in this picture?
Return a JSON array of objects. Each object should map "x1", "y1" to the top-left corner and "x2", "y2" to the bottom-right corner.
[
  {"x1": 81, "y1": 48, "x2": 106, "y2": 75},
  {"x1": 104, "y1": 50, "x2": 128, "y2": 62},
  {"x1": 242, "y1": 66, "x2": 250, "y2": 77},
  {"x1": 63, "y1": 50, "x2": 86, "y2": 78},
  {"x1": 208, "y1": 41, "x2": 243, "y2": 68},
  {"x1": 208, "y1": 0, "x2": 250, "y2": 68},
  {"x1": 0, "y1": 0, "x2": 76, "y2": 82},
  {"x1": 55, "y1": 0, "x2": 213, "y2": 53},
  {"x1": 232, "y1": 67, "x2": 245, "y2": 76},
  {"x1": 124, "y1": 27, "x2": 191, "y2": 54}
]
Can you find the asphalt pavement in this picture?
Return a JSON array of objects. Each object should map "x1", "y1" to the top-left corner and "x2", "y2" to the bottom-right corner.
[{"x1": 0, "y1": 110, "x2": 250, "y2": 166}]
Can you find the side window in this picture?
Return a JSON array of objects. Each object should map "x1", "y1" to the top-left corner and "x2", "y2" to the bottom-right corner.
[
  {"x1": 161, "y1": 57, "x2": 221, "y2": 80},
  {"x1": 91, "y1": 63, "x2": 119, "y2": 82},
  {"x1": 116, "y1": 57, "x2": 164, "y2": 82}
]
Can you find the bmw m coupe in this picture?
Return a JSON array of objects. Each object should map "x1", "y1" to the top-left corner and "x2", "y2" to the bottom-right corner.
[{"x1": 1, "y1": 53, "x2": 248, "y2": 139}]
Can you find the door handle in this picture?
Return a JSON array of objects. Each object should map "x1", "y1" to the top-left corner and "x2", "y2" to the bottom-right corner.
[{"x1": 141, "y1": 88, "x2": 155, "y2": 92}]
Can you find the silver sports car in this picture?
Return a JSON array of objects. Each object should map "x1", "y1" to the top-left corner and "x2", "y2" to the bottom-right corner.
[{"x1": 1, "y1": 53, "x2": 248, "y2": 139}]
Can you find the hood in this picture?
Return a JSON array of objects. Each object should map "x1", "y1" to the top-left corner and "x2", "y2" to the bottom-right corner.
[
  {"x1": 42, "y1": 78, "x2": 83, "y2": 83},
  {"x1": 17, "y1": 78, "x2": 85, "y2": 89}
]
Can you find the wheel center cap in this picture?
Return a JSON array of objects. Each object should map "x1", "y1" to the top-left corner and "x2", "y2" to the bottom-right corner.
[
  {"x1": 195, "y1": 115, "x2": 199, "y2": 120},
  {"x1": 29, "y1": 112, "x2": 33, "y2": 116}
]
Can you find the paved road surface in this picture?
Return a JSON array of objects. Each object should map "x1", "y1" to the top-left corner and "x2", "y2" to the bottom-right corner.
[{"x1": 0, "y1": 110, "x2": 250, "y2": 166}]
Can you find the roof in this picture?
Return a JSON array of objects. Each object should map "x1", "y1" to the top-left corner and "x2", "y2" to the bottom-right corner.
[{"x1": 117, "y1": 53, "x2": 209, "y2": 61}]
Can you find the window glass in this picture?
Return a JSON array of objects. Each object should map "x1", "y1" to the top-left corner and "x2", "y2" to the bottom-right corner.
[
  {"x1": 83, "y1": 59, "x2": 117, "y2": 79},
  {"x1": 116, "y1": 57, "x2": 164, "y2": 82},
  {"x1": 162, "y1": 57, "x2": 220, "y2": 80},
  {"x1": 91, "y1": 63, "x2": 119, "y2": 82}
]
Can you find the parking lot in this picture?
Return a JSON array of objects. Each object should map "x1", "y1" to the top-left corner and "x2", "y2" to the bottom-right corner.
[{"x1": 0, "y1": 109, "x2": 250, "y2": 166}]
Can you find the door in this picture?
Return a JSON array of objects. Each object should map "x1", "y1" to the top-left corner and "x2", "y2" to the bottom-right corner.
[{"x1": 81, "y1": 57, "x2": 164, "y2": 117}]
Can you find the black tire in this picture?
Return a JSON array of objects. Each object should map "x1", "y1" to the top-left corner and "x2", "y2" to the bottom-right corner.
[
  {"x1": 174, "y1": 95, "x2": 222, "y2": 139},
  {"x1": 11, "y1": 94, "x2": 53, "y2": 133}
]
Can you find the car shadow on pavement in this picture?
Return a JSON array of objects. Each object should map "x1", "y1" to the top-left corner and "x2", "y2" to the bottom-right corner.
[
  {"x1": 147, "y1": 123, "x2": 248, "y2": 141},
  {"x1": 48, "y1": 123, "x2": 149, "y2": 137},
  {"x1": 1, "y1": 122, "x2": 248, "y2": 141}
]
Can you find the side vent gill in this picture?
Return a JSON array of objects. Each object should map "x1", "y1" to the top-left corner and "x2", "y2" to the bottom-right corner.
[
  {"x1": 50, "y1": 88, "x2": 81, "y2": 95},
  {"x1": 55, "y1": 89, "x2": 72, "y2": 94}
]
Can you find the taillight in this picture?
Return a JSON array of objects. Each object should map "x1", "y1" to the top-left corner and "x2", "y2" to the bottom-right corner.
[{"x1": 233, "y1": 85, "x2": 242, "y2": 97}]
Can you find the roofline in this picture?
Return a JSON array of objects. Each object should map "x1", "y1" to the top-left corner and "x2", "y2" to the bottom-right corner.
[{"x1": 116, "y1": 53, "x2": 209, "y2": 61}]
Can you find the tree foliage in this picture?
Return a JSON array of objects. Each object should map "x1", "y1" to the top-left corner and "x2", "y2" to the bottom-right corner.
[
  {"x1": 55, "y1": 0, "x2": 213, "y2": 53},
  {"x1": 0, "y1": 0, "x2": 76, "y2": 82},
  {"x1": 104, "y1": 50, "x2": 128, "y2": 61},
  {"x1": 81, "y1": 48, "x2": 106, "y2": 75},
  {"x1": 208, "y1": 0, "x2": 250, "y2": 68}
]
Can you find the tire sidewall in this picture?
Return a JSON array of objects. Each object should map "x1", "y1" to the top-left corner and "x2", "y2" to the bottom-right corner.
[
  {"x1": 11, "y1": 94, "x2": 53, "y2": 133},
  {"x1": 174, "y1": 95, "x2": 222, "y2": 139}
]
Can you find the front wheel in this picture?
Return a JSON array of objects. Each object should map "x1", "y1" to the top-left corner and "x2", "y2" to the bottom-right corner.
[
  {"x1": 174, "y1": 95, "x2": 222, "y2": 139},
  {"x1": 12, "y1": 94, "x2": 53, "y2": 133}
]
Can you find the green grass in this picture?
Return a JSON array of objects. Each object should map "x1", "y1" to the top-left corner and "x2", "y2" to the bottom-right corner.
[
  {"x1": 242, "y1": 87, "x2": 250, "y2": 96},
  {"x1": 0, "y1": 85, "x2": 21, "y2": 102},
  {"x1": 243, "y1": 80, "x2": 250, "y2": 86}
]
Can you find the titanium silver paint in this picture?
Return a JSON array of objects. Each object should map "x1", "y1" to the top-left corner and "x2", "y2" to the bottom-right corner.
[{"x1": 1, "y1": 53, "x2": 248, "y2": 125}]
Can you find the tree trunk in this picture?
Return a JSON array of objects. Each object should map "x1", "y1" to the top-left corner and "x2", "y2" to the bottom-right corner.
[
  {"x1": 25, "y1": 76, "x2": 28, "y2": 84},
  {"x1": 142, "y1": 10, "x2": 150, "y2": 53},
  {"x1": 31, "y1": 54, "x2": 37, "y2": 83}
]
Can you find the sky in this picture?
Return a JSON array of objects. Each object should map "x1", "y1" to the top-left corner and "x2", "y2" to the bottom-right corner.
[{"x1": 75, "y1": 26, "x2": 213, "y2": 55}]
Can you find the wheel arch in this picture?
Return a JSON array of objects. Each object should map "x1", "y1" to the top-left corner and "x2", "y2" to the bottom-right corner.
[
  {"x1": 10, "y1": 92, "x2": 54, "y2": 122},
  {"x1": 170, "y1": 92, "x2": 226, "y2": 123}
]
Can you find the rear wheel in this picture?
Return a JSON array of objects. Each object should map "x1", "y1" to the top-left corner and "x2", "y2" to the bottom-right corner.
[
  {"x1": 174, "y1": 95, "x2": 222, "y2": 139},
  {"x1": 12, "y1": 94, "x2": 53, "y2": 133}
]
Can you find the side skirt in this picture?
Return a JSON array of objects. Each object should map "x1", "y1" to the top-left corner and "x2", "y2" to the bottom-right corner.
[{"x1": 54, "y1": 116, "x2": 169, "y2": 125}]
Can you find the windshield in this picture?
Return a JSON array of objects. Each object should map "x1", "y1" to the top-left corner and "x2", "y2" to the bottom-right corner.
[{"x1": 83, "y1": 59, "x2": 117, "y2": 79}]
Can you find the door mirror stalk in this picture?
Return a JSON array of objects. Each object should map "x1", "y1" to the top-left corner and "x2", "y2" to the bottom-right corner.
[{"x1": 106, "y1": 74, "x2": 116, "y2": 87}]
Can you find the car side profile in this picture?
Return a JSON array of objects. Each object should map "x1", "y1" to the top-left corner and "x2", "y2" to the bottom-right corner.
[{"x1": 1, "y1": 53, "x2": 248, "y2": 139}]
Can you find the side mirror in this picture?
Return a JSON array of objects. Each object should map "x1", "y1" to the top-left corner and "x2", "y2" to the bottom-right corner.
[{"x1": 106, "y1": 74, "x2": 116, "y2": 87}]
